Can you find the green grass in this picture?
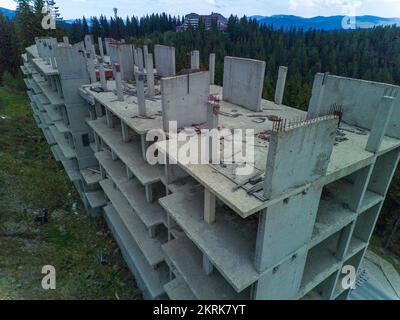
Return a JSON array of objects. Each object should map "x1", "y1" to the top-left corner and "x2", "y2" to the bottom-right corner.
[{"x1": 0, "y1": 86, "x2": 141, "y2": 300}]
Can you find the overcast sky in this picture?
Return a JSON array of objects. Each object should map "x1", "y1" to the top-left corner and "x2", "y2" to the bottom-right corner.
[{"x1": 2, "y1": 0, "x2": 400, "y2": 19}]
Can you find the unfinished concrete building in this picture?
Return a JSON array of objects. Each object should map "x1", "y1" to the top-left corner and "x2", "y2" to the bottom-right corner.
[{"x1": 21, "y1": 37, "x2": 400, "y2": 300}]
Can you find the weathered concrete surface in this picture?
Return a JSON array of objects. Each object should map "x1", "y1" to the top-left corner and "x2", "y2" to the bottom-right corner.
[
  {"x1": 161, "y1": 71, "x2": 210, "y2": 131},
  {"x1": 222, "y1": 56, "x2": 266, "y2": 111},
  {"x1": 109, "y1": 44, "x2": 135, "y2": 81},
  {"x1": 264, "y1": 117, "x2": 338, "y2": 199},
  {"x1": 54, "y1": 46, "x2": 89, "y2": 104},
  {"x1": 154, "y1": 45, "x2": 176, "y2": 77},
  {"x1": 274, "y1": 66, "x2": 288, "y2": 105},
  {"x1": 308, "y1": 73, "x2": 400, "y2": 139}
]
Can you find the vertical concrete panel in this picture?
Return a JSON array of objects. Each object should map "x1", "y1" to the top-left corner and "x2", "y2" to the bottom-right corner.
[
  {"x1": 154, "y1": 45, "x2": 176, "y2": 77},
  {"x1": 209, "y1": 53, "x2": 216, "y2": 85},
  {"x1": 222, "y1": 56, "x2": 266, "y2": 112},
  {"x1": 264, "y1": 117, "x2": 338, "y2": 199},
  {"x1": 161, "y1": 72, "x2": 210, "y2": 131},
  {"x1": 255, "y1": 186, "x2": 322, "y2": 272},
  {"x1": 274, "y1": 66, "x2": 288, "y2": 105},
  {"x1": 308, "y1": 73, "x2": 400, "y2": 139},
  {"x1": 253, "y1": 248, "x2": 308, "y2": 300},
  {"x1": 55, "y1": 46, "x2": 90, "y2": 104}
]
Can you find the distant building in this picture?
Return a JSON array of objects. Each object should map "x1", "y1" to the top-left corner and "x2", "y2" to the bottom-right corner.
[{"x1": 177, "y1": 12, "x2": 228, "y2": 32}]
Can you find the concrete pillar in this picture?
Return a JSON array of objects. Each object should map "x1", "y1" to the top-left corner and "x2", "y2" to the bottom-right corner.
[
  {"x1": 207, "y1": 102, "x2": 219, "y2": 129},
  {"x1": 209, "y1": 53, "x2": 215, "y2": 85},
  {"x1": 307, "y1": 72, "x2": 329, "y2": 119},
  {"x1": 143, "y1": 45, "x2": 149, "y2": 69},
  {"x1": 147, "y1": 53, "x2": 155, "y2": 97},
  {"x1": 104, "y1": 38, "x2": 110, "y2": 56},
  {"x1": 98, "y1": 37, "x2": 105, "y2": 60},
  {"x1": 63, "y1": 36, "x2": 70, "y2": 45},
  {"x1": 202, "y1": 255, "x2": 214, "y2": 276},
  {"x1": 365, "y1": 96, "x2": 396, "y2": 153},
  {"x1": 135, "y1": 72, "x2": 146, "y2": 116},
  {"x1": 114, "y1": 63, "x2": 124, "y2": 101},
  {"x1": 49, "y1": 45, "x2": 57, "y2": 69},
  {"x1": 204, "y1": 189, "x2": 216, "y2": 224},
  {"x1": 86, "y1": 52, "x2": 97, "y2": 84},
  {"x1": 274, "y1": 66, "x2": 288, "y2": 105},
  {"x1": 133, "y1": 49, "x2": 139, "y2": 67},
  {"x1": 191, "y1": 50, "x2": 200, "y2": 70},
  {"x1": 137, "y1": 48, "x2": 144, "y2": 72},
  {"x1": 91, "y1": 44, "x2": 96, "y2": 60},
  {"x1": 98, "y1": 58, "x2": 108, "y2": 91}
]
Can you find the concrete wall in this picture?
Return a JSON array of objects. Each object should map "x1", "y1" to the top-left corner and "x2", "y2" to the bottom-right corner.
[
  {"x1": 55, "y1": 46, "x2": 90, "y2": 104},
  {"x1": 308, "y1": 74, "x2": 400, "y2": 139},
  {"x1": 264, "y1": 117, "x2": 338, "y2": 199},
  {"x1": 255, "y1": 186, "x2": 322, "y2": 271},
  {"x1": 154, "y1": 45, "x2": 176, "y2": 77},
  {"x1": 109, "y1": 44, "x2": 135, "y2": 81},
  {"x1": 161, "y1": 71, "x2": 210, "y2": 131},
  {"x1": 222, "y1": 57, "x2": 266, "y2": 112}
]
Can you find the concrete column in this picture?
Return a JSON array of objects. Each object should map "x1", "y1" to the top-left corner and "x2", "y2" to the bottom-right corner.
[
  {"x1": 55, "y1": 78, "x2": 63, "y2": 98},
  {"x1": 143, "y1": 45, "x2": 149, "y2": 69},
  {"x1": 86, "y1": 52, "x2": 97, "y2": 84},
  {"x1": 63, "y1": 36, "x2": 70, "y2": 45},
  {"x1": 204, "y1": 189, "x2": 216, "y2": 224},
  {"x1": 365, "y1": 96, "x2": 396, "y2": 153},
  {"x1": 307, "y1": 73, "x2": 329, "y2": 119},
  {"x1": 121, "y1": 122, "x2": 130, "y2": 142},
  {"x1": 104, "y1": 38, "x2": 110, "y2": 56},
  {"x1": 137, "y1": 48, "x2": 144, "y2": 72},
  {"x1": 191, "y1": 50, "x2": 200, "y2": 70},
  {"x1": 209, "y1": 53, "x2": 216, "y2": 85},
  {"x1": 147, "y1": 53, "x2": 155, "y2": 97},
  {"x1": 202, "y1": 255, "x2": 214, "y2": 276},
  {"x1": 135, "y1": 72, "x2": 146, "y2": 116},
  {"x1": 98, "y1": 58, "x2": 108, "y2": 91},
  {"x1": 105, "y1": 109, "x2": 114, "y2": 128},
  {"x1": 49, "y1": 45, "x2": 57, "y2": 69},
  {"x1": 133, "y1": 49, "x2": 139, "y2": 67},
  {"x1": 274, "y1": 66, "x2": 288, "y2": 105},
  {"x1": 114, "y1": 63, "x2": 124, "y2": 101},
  {"x1": 98, "y1": 37, "x2": 105, "y2": 60},
  {"x1": 207, "y1": 102, "x2": 219, "y2": 129},
  {"x1": 91, "y1": 44, "x2": 96, "y2": 60}
]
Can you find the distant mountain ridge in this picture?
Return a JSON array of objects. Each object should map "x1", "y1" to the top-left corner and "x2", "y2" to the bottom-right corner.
[
  {"x1": 0, "y1": 7, "x2": 16, "y2": 19},
  {"x1": 2, "y1": 7, "x2": 399, "y2": 31},
  {"x1": 250, "y1": 14, "x2": 400, "y2": 30}
]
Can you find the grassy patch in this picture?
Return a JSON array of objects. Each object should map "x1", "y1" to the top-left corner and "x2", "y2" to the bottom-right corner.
[{"x1": 0, "y1": 86, "x2": 141, "y2": 300}]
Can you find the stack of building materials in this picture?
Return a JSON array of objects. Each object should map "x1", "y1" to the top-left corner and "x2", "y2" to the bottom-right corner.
[{"x1": 22, "y1": 37, "x2": 400, "y2": 300}]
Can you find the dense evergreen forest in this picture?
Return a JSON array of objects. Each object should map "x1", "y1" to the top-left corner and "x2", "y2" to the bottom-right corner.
[{"x1": 0, "y1": 1, "x2": 399, "y2": 255}]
